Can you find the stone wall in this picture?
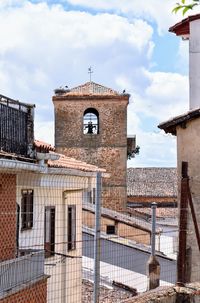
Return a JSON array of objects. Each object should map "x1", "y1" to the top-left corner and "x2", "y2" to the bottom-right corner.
[
  {"x1": 53, "y1": 94, "x2": 129, "y2": 211},
  {"x1": 0, "y1": 174, "x2": 16, "y2": 261}
]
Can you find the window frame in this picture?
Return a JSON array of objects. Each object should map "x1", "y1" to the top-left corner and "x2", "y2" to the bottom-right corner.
[
  {"x1": 21, "y1": 189, "x2": 34, "y2": 231},
  {"x1": 44, "y1": 206, "x2": 56, "y2": 258},
  {"x1": 68, "y1": 205, "x2": 76, "y2": 251}
]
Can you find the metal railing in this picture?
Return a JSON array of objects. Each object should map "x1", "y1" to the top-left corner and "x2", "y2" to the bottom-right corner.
[{"x1": 0, "y1": 250, "x2": 44, "y2": 294}]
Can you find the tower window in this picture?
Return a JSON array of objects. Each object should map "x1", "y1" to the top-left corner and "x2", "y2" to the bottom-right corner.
[{"x1": 83, "y1": 108, "x2": 99, "y2": 134}]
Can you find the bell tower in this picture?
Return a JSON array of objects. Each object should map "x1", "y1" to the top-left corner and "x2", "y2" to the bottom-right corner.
[{"x1": 53, "y1": 81, "x2": 130, "y2": 211}]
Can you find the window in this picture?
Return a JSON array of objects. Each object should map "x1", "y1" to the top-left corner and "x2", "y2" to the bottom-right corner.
[
  {"x1": 44, "y1": 206, "x2": 55, "y2": 258},
  {"x1": 92, "y1": 188, "x2": 96, "y2": 204},
  {"x1": 21, "y1": 189, "x2": 33, "y2": 230},
  {"x1": 68, "y1": 205, "x2": 76, "y2": 251},
  {"x1": 83, "y1": 190, "x2": 92, "y2": 204},
  {"x1": 106, "y1": 225, "x2": 116, "y2": 235},
  {"x1": 83, "y1": 108, "x2": 99, "y2": 134}
]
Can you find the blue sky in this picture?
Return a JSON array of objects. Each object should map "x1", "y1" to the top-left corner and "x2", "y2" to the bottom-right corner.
[{"x1": 0, "y1": 0, "x2": 196, "y2": 167}]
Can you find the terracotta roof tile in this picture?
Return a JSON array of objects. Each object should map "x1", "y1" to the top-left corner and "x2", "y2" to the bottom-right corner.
[
  {"x1": 127, "y1": 168, "x2": 178, "y2": 197},
  {"x1": 35, "y1": 140, "x2": 105, "y2": 173},
  {"x1": 133, "y1": 207, "x2": 178, "y2": 218},
  {"x1": 61, "y1": 81, "x2": 119, "y2": 96},
  {"x1": 48, "y1": 152, "x2": 105, "y2": 173},
  {"x1": 34, "y1": 140, "x2": 55, "y2": 152},
  {"x1": 158, "y1": 108, "x2": 200, "y2": 135},
  {"x1": 83, "y1": 202, "x2": 154, "y2": 232}
]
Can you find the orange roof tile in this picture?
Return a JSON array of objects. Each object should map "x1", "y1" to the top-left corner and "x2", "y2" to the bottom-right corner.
[
  {"x1": 48, "y1": 152, "x2": 105, "y2": 173},
  {"x1": 59, "y1": 81, "x2": 119, "y2": 96},
  {"x1": 35, "y1": 140, "x2": 105, "y2": 173},
  {"x1": 34, "y1": 140, "x2": 55, "y2": 152}
]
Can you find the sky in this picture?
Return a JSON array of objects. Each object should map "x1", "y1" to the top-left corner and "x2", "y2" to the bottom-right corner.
[{"x1": 0, "y1": 0, "x2": 198, "y2": 167}]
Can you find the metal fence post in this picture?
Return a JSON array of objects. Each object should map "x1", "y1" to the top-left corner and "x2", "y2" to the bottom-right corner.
[
  {"x1": 177, "y1": 161, "x2": 189, "y2": 285},
  {"x1": 147, "y1": 202, "x2": 160, "y2": 290},
  {"x1": 93, "y1": 172, "x2": 102, "y2": 303}
]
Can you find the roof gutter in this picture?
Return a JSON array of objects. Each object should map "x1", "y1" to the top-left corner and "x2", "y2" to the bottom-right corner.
[{"x1": 0, "y1": 158, "x2": 106, "y2": 178}]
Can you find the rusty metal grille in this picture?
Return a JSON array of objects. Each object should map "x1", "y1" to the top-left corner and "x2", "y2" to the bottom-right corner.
[{"x1": 0, "y1": 103, "x2": 28, "y2": 156}]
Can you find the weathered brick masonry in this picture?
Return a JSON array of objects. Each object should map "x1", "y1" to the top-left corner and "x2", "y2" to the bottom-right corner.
[
  {"x1": 0, "y1": 277, "x2": 48, "y2": 303},
  {"x1": 53, "y1": 82, "x2": 129, "y2": 211},
  {"x1": 0, "y1": 174, "x2": 16, "y2": 261}
]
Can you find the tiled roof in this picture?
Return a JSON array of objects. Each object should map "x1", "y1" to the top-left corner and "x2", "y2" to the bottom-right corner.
[
  {"x1": 127, "y1": 168, "x2": 178, "y2": 197},
  {"x1": 132, "y1": 207, "x2": 178, "y2": 219},
  {"x1": 83, "y1": 202, "x2": 156, "y2": 233},
  {"x1": 34, "y1": 140, "x2": 55, "y2": 152},
  {"x1": 35, "y1": 140, "x2": 105, "y2": 173},
  {"x1": 48, "y1": 152, "x2": 105, "y2": 173},
  {"x1": 169, "y1": 13, "x2": 200, "y2": 36},
  {"x1": 62, "y1": 81, "x2": 119, "y2": 96},
  {"x1": 158, "y1": 108, "x2": 200, "y2": 135}
]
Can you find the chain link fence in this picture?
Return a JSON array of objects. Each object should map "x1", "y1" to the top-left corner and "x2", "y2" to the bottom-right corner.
[{"x1": 0, "y1": 165, "x2": 180, "y2": 303}]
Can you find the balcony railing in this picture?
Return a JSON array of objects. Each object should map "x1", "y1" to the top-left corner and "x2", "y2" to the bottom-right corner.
[
  {"x1": 0, "y1": 94, "x2": 35, "y2": 157},
  {"x1": 0, "y1": 250, "x2": 44, "y2": 295}
]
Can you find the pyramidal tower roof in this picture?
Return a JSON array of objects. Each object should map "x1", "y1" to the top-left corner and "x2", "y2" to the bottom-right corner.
[{"x1": 64, "y1": 81, "x2": 119, "y2": 96}]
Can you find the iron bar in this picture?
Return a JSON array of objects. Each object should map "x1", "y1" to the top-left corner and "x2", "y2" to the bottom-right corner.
[{"x1": 177, "y1": 161, "x2": 188, "y2": 286}]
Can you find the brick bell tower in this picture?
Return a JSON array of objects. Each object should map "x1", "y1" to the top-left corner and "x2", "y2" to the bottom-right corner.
[{"x1": 53, "y1": 81, "x2": 130, "y2": 211}]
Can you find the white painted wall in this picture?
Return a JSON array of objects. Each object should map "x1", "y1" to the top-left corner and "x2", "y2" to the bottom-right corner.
[
  {"x1": 17, "y1": 171, "x2": 96, "y2": 303},
  {"x1": 189, "y1": 19, "x2": 200, "y2": 110}
]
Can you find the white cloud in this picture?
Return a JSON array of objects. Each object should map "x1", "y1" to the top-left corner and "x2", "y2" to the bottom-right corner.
[
  {"x1": 66, "y1": 0, "x2": 181, "y2": 34},
  {"x1": 0, "y1": 1, "x2": 188, "y2": 166},
  {"x1": 122, "y1": 69, "x2": 189, "y2": 123},
  {"x1": 128, "y1": 130, "x2": 177, "y2": 167},
  {"x1": 121, "y1": 69, "x2": 188, "y2": 167},
  {"x1": 144, "y1": 70, "x2": 189, "y2": 121},
  {"x1": 0, "y1": 1, "x2": 153, "y2": 132}
]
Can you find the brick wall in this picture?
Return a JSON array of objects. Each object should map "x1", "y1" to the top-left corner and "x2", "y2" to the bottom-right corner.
[
  {"x1": 0, "y1": 174, "x2": 16, "y2": 261},
  {"x1": 0, "y1": 277, "x2": 47, "y2": 303},
  {"x1": 53, "y1": 94, "x2": 129, "y2": 211},
  {"x1": 127, "y1": 196, "x2": 177, "y2": 204}
]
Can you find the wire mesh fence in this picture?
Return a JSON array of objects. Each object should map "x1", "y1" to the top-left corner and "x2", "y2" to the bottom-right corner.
[{"x1": 0, "y1": 165, "x2": 181, "y2": 303}]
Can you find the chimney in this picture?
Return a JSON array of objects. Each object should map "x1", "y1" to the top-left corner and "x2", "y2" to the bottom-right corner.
[
  {"x1": 169, "y1": 14, "x2": 200, "y2": 110},
  {"x1": 189, "y1": 19, "x2": 200, "y2": 110}
]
